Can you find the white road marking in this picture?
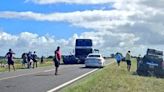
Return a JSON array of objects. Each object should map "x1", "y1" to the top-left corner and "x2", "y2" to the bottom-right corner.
[
  {"x1": 44, "y1": 69, "x2": 55, "y2": 72},
  {"x1": 47, "y1": 69, "x2": 98, "y2": 92},
  {"x1": 0, "y1": 64, "x2": 84, "y2": 81},
  {"x1": 0, "y1": 69, "x2": 55, "y2": 81},
  {"x1": 105, "y1": 61, "x2": 114, "y2": 66},
  {"x1": 47, "y1": 61, "x2": 114, "y2": 92},
  {"x1": 0, "y1": 64, "x2": 88, "y2": 81}
]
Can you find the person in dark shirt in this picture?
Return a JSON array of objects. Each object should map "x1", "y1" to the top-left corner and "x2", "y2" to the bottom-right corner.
[
  {"x1": 21, "y1": 53, "x2": 27, "y2": 68},
  {"x1": 27, "y1": 51, "x2": 32, "y2": 69},
  {"x1": 53, "y1": 46, "x2": 61, "y2": 75},
  {"x1": 5, "y1": 49, "x2": 15, "y2": 72},
  {"x1": 32, "y1": 51, "x2": 38, "y2": 68},
  {"x1": 40, "y1": 56, "x2": 44, "y2": 64}
]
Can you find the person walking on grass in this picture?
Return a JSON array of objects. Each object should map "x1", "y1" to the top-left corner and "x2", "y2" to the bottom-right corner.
[
  {"x1": 115, "y1": 52, "x2": 122, "y2": 66},
  {"x1": 5, "y1": 49, "x2": 15, "y2": 72},
  {"x1": 53, "y1": 46, "x2": 61, "y2": 75},
  {"x1": 125, "y1": 51, "x2": 131, "y2": 72}
]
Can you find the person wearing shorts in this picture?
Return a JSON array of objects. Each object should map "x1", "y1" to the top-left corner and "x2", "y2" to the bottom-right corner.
[
  {"x1": 53, "y1": 46, "x2": 61, "y2": 75},
  {"x1": 126, "y1": 51, "x2": 131, "y2": 72},
  {"x1": 5, "y1": 49, "x2": 15, "y2": 72}
]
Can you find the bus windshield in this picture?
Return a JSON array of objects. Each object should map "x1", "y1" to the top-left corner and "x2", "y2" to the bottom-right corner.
[
  {"x1": 76, "y1": 39, "x2": 92, "y2": 46},
  {"x1": 75, "y1": 48, "x2": 92, "y2": 56}
]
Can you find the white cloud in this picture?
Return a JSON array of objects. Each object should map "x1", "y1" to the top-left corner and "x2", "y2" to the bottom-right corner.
[
  {"x1": 0, "y1": 30, "x2": 140, "y2": 57},
  {"x1": 1, "y1": 0, "x2": 164, "y2": 56},
  {"x1": 0, "y1": 10, "x2": 136, "y2": 32},
  {"x1": 0, "y1": 31, "x2": 60, "y2": 57},
  {"x1": 26, "y1": 0, "x2": 116, "y2": 5}
]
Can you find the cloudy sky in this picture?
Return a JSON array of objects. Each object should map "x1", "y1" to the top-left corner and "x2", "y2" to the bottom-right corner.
[{"x1": 0, "y1": 0, "x2": 164, "y2": 57}]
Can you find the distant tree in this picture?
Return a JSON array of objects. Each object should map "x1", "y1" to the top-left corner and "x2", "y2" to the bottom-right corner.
[
  {"x1": 0, "y1": 56, "x2": 5, "y2": 59},
  {"x1": 47, "y1": 56, "x2": 54, "y2": 59}
]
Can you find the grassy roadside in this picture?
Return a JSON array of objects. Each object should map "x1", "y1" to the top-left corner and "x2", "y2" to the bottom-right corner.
[
  {"x1": 61, "y1": 59, "x2": 164, "y2": 92},
  {"x1": 0, "y1": 59, "x2": 54, "y2": 72}
]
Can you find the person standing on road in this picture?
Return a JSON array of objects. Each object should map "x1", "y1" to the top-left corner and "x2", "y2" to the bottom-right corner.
[
  {"x1": 32, "y1": 51, "x2": 38, "y2": 68},
  {"x1": 125, "y1": 51, "x2": 131, "y2": 72},
  {"x1": 5, "y1": 49, "x2": 16, "y2": 72},
  {"x1": 27, "y1": 51, "x2": 32, "y2": 69},
  {"x1": 21, "y1": 53, "x2": 27, "y2": 68},
  {"x1": 40, "y1": 56, "x2": 44, "y2": 64},
  {"x1": 53, "y1": 46, "x2": 61, "y2": 75},
  {"x1": 115, "y1": 52, "x2": 122, "y2": 66}
]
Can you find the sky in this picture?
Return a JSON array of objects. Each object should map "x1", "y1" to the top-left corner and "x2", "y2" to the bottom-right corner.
[{"x1": 0, "y1": 0, "x2": 164, "y2": 57}]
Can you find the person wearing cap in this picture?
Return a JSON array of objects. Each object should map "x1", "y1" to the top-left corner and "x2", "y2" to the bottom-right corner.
[{"x1": 5, "y1": 49, "x2": 16, "y2": 72}]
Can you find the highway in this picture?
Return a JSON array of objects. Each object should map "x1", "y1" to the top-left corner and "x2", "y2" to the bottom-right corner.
[{"x1": 0, "y1": 59, "x2": 112, "y2": 92}]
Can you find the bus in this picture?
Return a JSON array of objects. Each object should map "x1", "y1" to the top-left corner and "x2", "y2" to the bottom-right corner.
[
  {"x1": 75, "y1": 39, "x2": 93, "y2": 63},
  {"x1": 63, "y1": 39, "x2": 93, "y2": 64}
]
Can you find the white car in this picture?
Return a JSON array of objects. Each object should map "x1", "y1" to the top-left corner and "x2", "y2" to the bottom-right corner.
[{"x1": 85, "y1": 53, "x2": 105, "y2": 68}]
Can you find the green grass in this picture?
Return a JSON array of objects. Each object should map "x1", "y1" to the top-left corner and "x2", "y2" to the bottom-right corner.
[
  {"x1": 0, "y1": 67, "x2": 6, "y2": 72},
  {"x1": 61, "y1": 59, "x2": 164, "y2": 92},
  {"x1": 0, "y1": 59, "x2": 54, "y2": 72}
]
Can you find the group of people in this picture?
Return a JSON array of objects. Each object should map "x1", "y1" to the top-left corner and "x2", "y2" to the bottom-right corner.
[
  {"x1": 5, "y1": 47, "x2": 133, "y2": 74},
  {"x1": 115, "y1": 51, "x2": 132, "y2": 72},
  {"x1": 21, "y1": 51, "x2": 38, "y2": 69},
  {"x1": 5, "y1": 49, "x2": 39, "y2": 71},
  {"x1": 5, "y1": 46, "x2": 61, "y2": 76}
]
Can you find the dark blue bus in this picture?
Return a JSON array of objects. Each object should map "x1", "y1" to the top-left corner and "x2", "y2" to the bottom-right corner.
[{"x1": 75, "y1": 39, "x2": 93, "y2": 63}]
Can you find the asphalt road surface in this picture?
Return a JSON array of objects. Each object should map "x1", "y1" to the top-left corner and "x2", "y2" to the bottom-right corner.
[{"x1": 0, "y1": 59, "x2": 113, "y2": 92}]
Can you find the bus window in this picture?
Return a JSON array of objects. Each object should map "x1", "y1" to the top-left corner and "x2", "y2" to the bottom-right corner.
[
  {"x1": 75, "y1": 48, "x2": 93, "y2": 56},
  {"x1": 76, "y1": 39, "x2": 92, "y2": 46}
]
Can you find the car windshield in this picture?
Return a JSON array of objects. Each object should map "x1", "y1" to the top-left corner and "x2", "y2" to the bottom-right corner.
[{"x1": 88, "y1": 55, "x2": 100, "y2": 57}]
